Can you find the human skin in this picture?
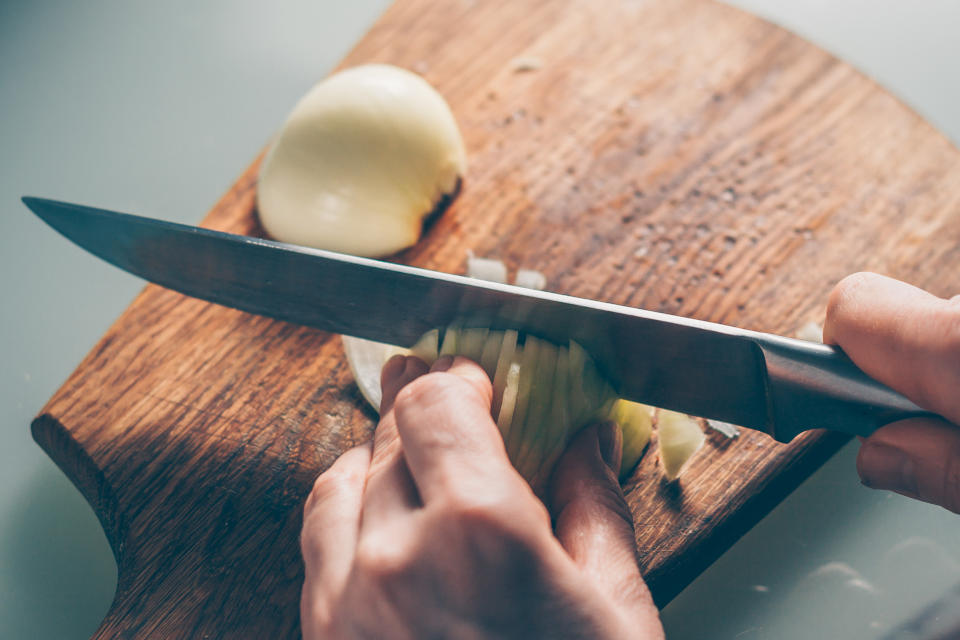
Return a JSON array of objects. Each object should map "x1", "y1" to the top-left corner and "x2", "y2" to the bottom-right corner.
[
  {"x1": 300, "y1": 271, "x2": 960, "y2": 638},
  {"x1": 824, "y1": 272, "x2": 960, "y2": 513},
  {"x1": 300, "y1": 355, "x2": 664, "y2": 639}
]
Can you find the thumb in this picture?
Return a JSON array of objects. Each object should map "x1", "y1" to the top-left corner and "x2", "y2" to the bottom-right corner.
[
  {"x1": 858, "y1": 418, "x2": 960, "y2": 513},
  {"x1": 549, "y1": 422, "x2": 658, "y2": 621}
]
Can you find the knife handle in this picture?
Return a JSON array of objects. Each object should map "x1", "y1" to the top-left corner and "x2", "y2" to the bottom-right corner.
[{"x1": 753, "y1": 336, "x2": 935, "y2": 443}]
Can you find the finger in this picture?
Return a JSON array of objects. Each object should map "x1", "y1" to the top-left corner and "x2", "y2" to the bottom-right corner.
[
  {"x1": 549, "y1": 422, "x2": 658, "y2": 628},
  {"x1": 362, "y1": 421, "x2": 421, "y2": 530},
  {"x1": 363, "y1": 356, "x2": 428, "y2": 526},
  {"x1": 380, "y1": 354, "x2": 430, "y2": 415},
  {"x1": 823, "y1": 272, "x2": 960, "y2": 423},
  {"x1": 858, "y1": 417, "x2": 960, "y2": 513},
  {"x1": 392, "y1": 356, "x2": 520, "y2": 505},
  {"x1": 362, "y1": 444, "x2": 421, "y2": 528},
  {"x1": 301, "y1": 442, "x2": 373, "y2": 597}
]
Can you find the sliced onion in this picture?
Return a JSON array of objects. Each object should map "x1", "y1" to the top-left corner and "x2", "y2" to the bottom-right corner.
[
  {"x1": 513, "y1": 339, "x2": 558, "y2": 477},
  {"x1": 490, "y1": 329, "x2": 519, "y2": 419},
  {"x1": 657, "y1": 409, "x2": 706, "y2": 481},
  {"x1": 609, "y1": 399, "x2": 654, "y2": 480},
  {"x1": 341, "y1": 258, "x2": 717, "y2": 489},
  {"x1": 439, "y1": 324, "x2": 461, "y2": 357},
  {"x1": 514, "y1": 269, "x2": 547, "y2": 290},
  {"x1": 457, "y1": 327, "x2": 490, "y2": 363},
  {"x1": 341, "y1": 336, "x2": 404, "y2": 413},
  {"x1": 796, "y1": 321, "x2": 824, "y2": 343},
  {"x1": 466, "y1": 252, "x2": 508, "y2": 283},
  {"x1": 409, "y1": 329, "x2": 440, "y2": 365},
  {"x1": 527, "y1": 344, "x2": 572, "y2": 489},
  {"x1": 496, "y1": 359, "x2": 523, "y2": 438},
  {"x1": 706, "y1": 418, "x2": 740, "y2": 438},
  {"x1": 478, "y1": 329, "x2": 506, "y2": 380},
  {"x1": 506, "y1": 335, "x2": 541, "y2": 456}
]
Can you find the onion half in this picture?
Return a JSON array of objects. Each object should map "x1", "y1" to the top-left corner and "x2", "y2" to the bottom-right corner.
[{"x1": 257, "y1": 64, "x2": 466, "y2": 257}]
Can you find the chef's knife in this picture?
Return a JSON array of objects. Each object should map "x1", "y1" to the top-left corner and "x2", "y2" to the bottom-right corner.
[{"x1": 23, "y1": 196, "x2": 931, "y2": 443}]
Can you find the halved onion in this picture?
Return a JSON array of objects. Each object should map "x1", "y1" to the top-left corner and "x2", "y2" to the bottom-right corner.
[{"x1": 257, "y1": 64, "x2": 466, "y2": 257}]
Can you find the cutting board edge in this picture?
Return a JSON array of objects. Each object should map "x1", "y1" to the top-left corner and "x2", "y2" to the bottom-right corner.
[
  {"x1": 647, "y1": 430, "x2": 851, "y2": 607},
  {"x1": 31, "y1": 414, "x2": 130, "y2": 582}
]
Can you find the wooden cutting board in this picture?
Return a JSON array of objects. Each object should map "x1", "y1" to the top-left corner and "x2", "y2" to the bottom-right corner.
[{"x1": 33, "y1": 0, "x2": 960, "y2": 636}]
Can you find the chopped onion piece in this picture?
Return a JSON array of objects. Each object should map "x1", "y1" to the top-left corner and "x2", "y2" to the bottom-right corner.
[
  {"x1": 409, "y1": 329, "x2": 440, "y2": 365},
  {"x1": 657, "y1": 409, "x2": 705, "y2": 481},
  {"x1": 609, "y1": 399, "x2": 654, "y2": 480},
  {"x1": 496, "y1": 360, "x2": 522, "y2": 438},
  {"x1": 796, "y1": 321, "x2": 823, "y2": 343},
  {"x1": 491, "y1": 329, "x2": 520, "y2": 419},
  {"x1": 466, "y1": 252, "x2": 508, "y2": 283},
  {"x1": 513, "y1": 339, "x2": 558, "y2": 476},
  {"x1": 515, "y1": 269, "x2": 547, "y2": 290},
  {"x1": 506, "y1": 336, "x2": 541, "y2": 455},
  {"x1": 341, "y1": 336, "x2": 404, "y2": 413},
  {"x1": 439, "y1": 325, "x2": 461, "y2": 357},
  {"x1": 458, "y1": 327, "x2": 490, "y2": 363},
  {"x1": 478, "y1": 330, "x2": 505, "y2": 380},
  {"x1": 706, "y1": 418, "x2": 740, "y2": 438},
  {"x1": 527, "y1": 344, "x2": 572, "y2": 489}
]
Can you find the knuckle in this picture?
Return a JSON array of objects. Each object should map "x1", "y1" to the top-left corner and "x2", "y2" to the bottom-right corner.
[
  {"x1": 393, "y1": 373, "x2": 448, "y2": 411},
  {"x1": 826, "y1": 272, "x2": 874, "y2": 323},
  {"x1": 438, "y1": 488, "x2": 544, "y2": 544},
  {"x1": 305, "y1": 464, "x2": 360, "y2": 512},
  {"x1": 444, "y1": 492, "x2": 503, "y2": 526},
  {"x1": 450, "y1": 356, "x2": 495, "y2": 399},
  {"x1": 354, "y1": 537, "x2": 414, "y2": 583},
  {"x1": 394, "y1": 371, "x2": 486, "y2": 416}
]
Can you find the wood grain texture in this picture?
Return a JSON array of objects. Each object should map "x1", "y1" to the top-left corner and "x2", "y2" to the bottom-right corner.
[{"x1": 34, "y1": 0, "x2": 960, "y2": 636}]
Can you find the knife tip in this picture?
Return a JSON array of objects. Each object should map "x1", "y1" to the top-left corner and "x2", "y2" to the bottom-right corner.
[
  {"x1": 21, "y1": 196, "x2": 73, "y2": 224},
  {"x1": 21, "y1": 195, "x2": 51, "y2": 214}
]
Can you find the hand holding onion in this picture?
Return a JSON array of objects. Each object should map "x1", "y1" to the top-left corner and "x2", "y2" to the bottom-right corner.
[
  {"x1": 300, "y1": 355, "x2": 665, "y2": 639},
  {"x1": 825, "y1": 272, "x2": 960, "y2": 513}
]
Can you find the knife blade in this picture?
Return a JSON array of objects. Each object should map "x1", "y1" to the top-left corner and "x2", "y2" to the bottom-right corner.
[{"x1": 23, "y1": 196, "x2": 930, "y2": 442}]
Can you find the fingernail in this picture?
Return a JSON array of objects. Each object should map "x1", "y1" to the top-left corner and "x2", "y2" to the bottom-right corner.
[
  {"x1": 859, "y1": 442, "x2": 917, "y2": 494},
  {"x1": 431, "y1": 355, "x2": 454, "y2": 372},
  {"x1": 596, "y1": 421, "x2": 620, "y2": 472}
]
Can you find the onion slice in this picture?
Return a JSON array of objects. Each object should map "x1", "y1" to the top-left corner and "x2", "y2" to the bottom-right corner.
[
  {"x1": 657, "y1": 410, "x2": 706, "y2": 481},
  {"x1": 466, "y1": 252, "x2": 508, "y2": 283},
  {"x1": 341, "y1": 336, "x2": 404, "y2": 412},
  {"x1": 609, "y1": 399, "x2": 654, "y2": 480}
]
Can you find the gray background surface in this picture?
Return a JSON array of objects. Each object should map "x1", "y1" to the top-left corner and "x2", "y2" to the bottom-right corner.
[{"x1": 2, "y1": 1, "x2": 959, "y2": 638}]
